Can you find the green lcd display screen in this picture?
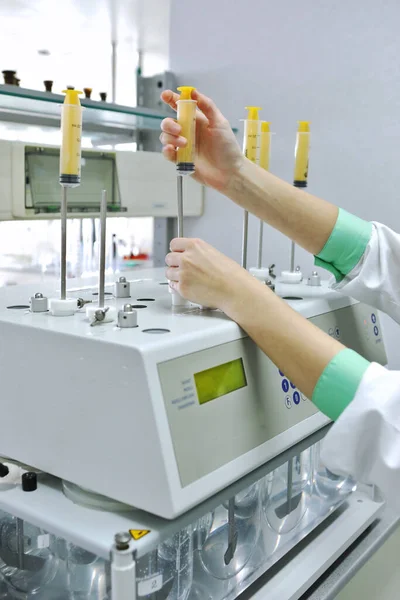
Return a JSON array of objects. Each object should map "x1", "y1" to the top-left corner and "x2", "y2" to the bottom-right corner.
[{"x1": 194, "y1": 358, "x2": 247, "y2": 405}]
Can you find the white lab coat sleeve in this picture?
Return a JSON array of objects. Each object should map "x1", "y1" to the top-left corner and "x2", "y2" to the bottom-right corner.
[
  {"x1": 321, "y1": 362, "x2": 400, "y2": 512},
  {"x1": 332, "y1": 222, "x2": 400, "y2": 324}
]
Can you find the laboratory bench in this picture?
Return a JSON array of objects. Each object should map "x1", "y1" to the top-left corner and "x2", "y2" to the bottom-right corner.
[{"x1": 239, "y1": 501, "x2": 399, "y2": 600}]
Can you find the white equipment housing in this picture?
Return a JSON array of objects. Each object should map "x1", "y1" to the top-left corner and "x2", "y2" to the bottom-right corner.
[
  {"x1": 0, "y1": 275, "x2": 387, "y2": 519},
  {"x1": 0, "y1": 141, "x2": 203, "y2": 220}
]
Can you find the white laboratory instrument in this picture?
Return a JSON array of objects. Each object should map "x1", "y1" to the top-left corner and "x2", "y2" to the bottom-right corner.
[
  {"x1": 0, "y1": 141, "x2": 203, "y2": 220},
  {"x1": 0, "y1": 274, "x2": 386, "y2": 520}
]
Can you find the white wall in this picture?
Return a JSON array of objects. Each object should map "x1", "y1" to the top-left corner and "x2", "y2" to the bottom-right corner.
[{"x1": 169, "y1": 0, "x2": 400, "y2": 367}]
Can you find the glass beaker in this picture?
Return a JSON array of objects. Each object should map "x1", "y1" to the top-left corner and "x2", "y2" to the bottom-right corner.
[
  {"x1": 0, "y1": 513, "x2": 59, "y2": 598},
  {"x1": 136, "y1": 525, "x2": 193, "y2": 600},
  {"x1": 313, "y1": 441, "x2": 356, "y2": 500},
  {"x1": 262, "y1": 448, "x2": 312, "y2": 535},
  {"x1": 200, "y1": 483, "x2": 261, "y2": 580},
  {"x1": 66, "y1": 543, "x2": 110, "y2": 600}
]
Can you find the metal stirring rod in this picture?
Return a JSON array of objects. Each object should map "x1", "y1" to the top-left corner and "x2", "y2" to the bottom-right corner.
[
  {"x1": 290, "y1": 240, "x2": 296, "y2": 273},
  {"x1": 224, "y1": 497, "x2": 238, "y2": 565},
  {"x1": 177, "y1": 175, "x2": 184, "y2": 237},
  {"x1": 98, "y1": 190, "x2": 107, "y2": 308},
  {"x1": 257, "y1": 221, "x2": 264, "y2": 269},
  {"x1": 16, "y1": 518, "x2": 24, "y2": 570},
  {"x1": 241, "y1": 210, "x2": 249, "y2": 269},
  {"x1": 60, "y1": 186, "x2": 67, "y2": 300},
  {"x1": 287, "y1": 458, "x2": 293, "y2": 515}
]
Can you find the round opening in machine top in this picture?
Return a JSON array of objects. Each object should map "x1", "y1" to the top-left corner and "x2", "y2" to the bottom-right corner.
[
  {"x1": 282, "y1": 297, "x2": 304, "y2": 301},
  {"x1": 143, "y1": 328, "x2": 170, "y2": 334},
  {"x1": 92, "y1": 292, "x2": 113, "y2": 296},
  {"x1": 131, "y1": 304, "x2": 147, "y2": 309},
  {"x1": 159, "y1": 282, "x2": 169, "y2": 285},
  {"x1": 137, "y1": 298, "x2": 155, "y2": 302},
  {"x1": 7, "y1": 305, "x2": 30, "y2": 309}
]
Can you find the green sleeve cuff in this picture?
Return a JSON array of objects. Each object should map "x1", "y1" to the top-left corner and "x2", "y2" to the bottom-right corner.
[
  {"x1": 312, "y1": 349, "x2": 370, "y2": 421},
  {"x1": 314, "y1": 209, "x2": 373, "y2": 282}
]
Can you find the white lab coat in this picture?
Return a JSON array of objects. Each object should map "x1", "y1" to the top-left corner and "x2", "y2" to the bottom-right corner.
[{"x1": 321, "y1": 222, "x2": 400, "y2": 511}]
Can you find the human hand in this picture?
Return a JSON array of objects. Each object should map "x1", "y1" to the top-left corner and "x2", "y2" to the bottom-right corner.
[
  {"x1": 165, "y1": 237, "x2": 256, "y2": 312},
  {"x1": 160, "y1": 89, "x2": 244, "y2": 193}
]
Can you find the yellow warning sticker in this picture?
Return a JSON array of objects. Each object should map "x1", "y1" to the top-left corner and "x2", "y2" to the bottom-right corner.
[{"x1": 129, "y1": 529, "x2": 151, "y2": 541}]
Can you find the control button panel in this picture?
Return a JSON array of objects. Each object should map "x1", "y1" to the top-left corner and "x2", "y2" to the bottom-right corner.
[
  {"x1": 278, "y1": 369, "x2": 309, "y2": 407},
  {"x1": 277, "y1": 304, "x2": 387, "y2": 410}
]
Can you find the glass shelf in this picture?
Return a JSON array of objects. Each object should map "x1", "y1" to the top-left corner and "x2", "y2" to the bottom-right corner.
[
  {"x1": 0, "y1": 84, "x2": 169, "y2": 140},
  {"x1": 0, "y1": 84, "x2": 238, "y2": 145}
]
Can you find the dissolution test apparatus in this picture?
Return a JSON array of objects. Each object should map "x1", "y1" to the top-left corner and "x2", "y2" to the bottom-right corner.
[{"x1": 0, "y1": 95, "x2": 388, "y2": 599}]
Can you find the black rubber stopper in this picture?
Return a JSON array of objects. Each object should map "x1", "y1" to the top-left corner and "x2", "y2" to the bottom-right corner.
[
  {"x1": 44, "y1": 80, "x2": 53, "y2": 92},
  {"x1": 83, "y1": 87, "x2": 92, "y2": 99},
  {"x1": 0, "y1": 463, "x2": 9, "y2": 478},
  {"x1": 22, "y1": 471, "x2": 37, "y2": 492},
  {"x1": 100, "y1": 92, "x2": 107, "y2": 102},
  {"x1": 293, "y1": 180, "x2": 308, "y2": 188},
  {"x1": 2, "y1": 70, "x2": 16, "y2": 85},
  {"x1": 59, "y1": 174, "x2": 80, "y2": 185}
]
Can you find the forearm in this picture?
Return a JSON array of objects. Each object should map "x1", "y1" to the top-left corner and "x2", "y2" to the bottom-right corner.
[
  {"x1": 226, "y1": 158, "x2": 338, "y2": 256},
  {"x1": 222, "y1": 275, "x2": 344, "y2": 399}
]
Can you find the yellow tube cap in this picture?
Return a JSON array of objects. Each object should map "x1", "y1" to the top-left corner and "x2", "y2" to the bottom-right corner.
[
  {"x1": 297, "y1": 121, "x2": 310, "y2": 132},
  {"x1": 62, "y1": 89, "x2": 82, "y2": 105},
  {"x1": 245, "y1": 106, "x2": 262, "y2": 120},
  {"x1": 261, "y1": 121, "x2": 270, "y2": 132},
  {"x1": 177, "y1": 86, "x2": 196, "y2": 100}
]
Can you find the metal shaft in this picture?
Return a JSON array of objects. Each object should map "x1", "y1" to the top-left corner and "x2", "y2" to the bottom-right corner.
[
  {"x1": 257, "y1": 220, "x2": 264, "y2": 269},
  {"x1": 224, "y1": 497, "x2": 238, "y2": 565},
  {"x1": 177, "y1": 175, "x2": 184, "y2": 237},
  {"x1": 241, "y1": 210, "x2": 249, "y2": 269},
  {"x1": 287, "y1": 458, "x2": 293, "y2": 515},
  {"x1": 99, "y1": 190, "x2": 107, "y2": 308},
  {"x1": 290, "y1": 240, "x2": 296, "y2": 272},
  {"x1": 60, "y1": 186, "x2": 67, "y2": 300},
  {"x1": 111, "y1": 40, "x2": 117, "y2": 104},
  {"x1": 290, "y1": 181, "x2": 303, "y2": 273},
  {"x1": 16, "y1": 518, "x2": 24, "y2": 570}
]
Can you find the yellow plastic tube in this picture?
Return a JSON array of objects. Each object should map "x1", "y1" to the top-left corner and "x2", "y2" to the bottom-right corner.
[
  {"x1": 59, "y1": 89, "x2": 83, "y2": 187},
  {"x1": 293, "y1": 121, "x2": 310, "y2": 187},
  {"x1": 243, "y1": 106, "x2": 261, "y2": 163},
  {"x1": 259, "y1": 121, "x2": 271, "y2": 171},
  {"x1": 177, "y1": 86, "x2": 197, "y2": 175}
]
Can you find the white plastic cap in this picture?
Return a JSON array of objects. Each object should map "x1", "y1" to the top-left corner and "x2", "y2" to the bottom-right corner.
[
  {"x1": 168, "y1": 285, "x2": 189, "y2": 307},
  {"x1": 249, "y1": 267, "x2": 271, "y2": 283},
  {"x1": 280, "y1": 270, "x2": 303, "y2": 284},
  {"x1": 49, "y1": 298, "x2": 76, "y2": 317},
  {"x1": 86, "y1": 304, "x2": 117, "y2": 324}
]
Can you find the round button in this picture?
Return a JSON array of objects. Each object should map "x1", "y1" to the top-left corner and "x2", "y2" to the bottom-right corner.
[
  {"x1": 293, "y1": 391, "x2": 301, "y2": 405},
  {"x1": 335, "y1": 327, "x2": 340, "y2": 338},
  {"x1": 290, "y1": 381, "x2": 296, "y2": 389},
  {"x1": 374, "y1": 325, "x2": 379, "y2": 336},
  {"x1": 328, "y1": 328, "x2": 334, "y2": 336},
  {"x1": 282, "y1": 379, "x2": 289, "y2": 393},
  {"x1": 279, "y1": 370, "x2": 285, "y2": 377},
  {"x1": 371, "y1": 313, "x2": 377, "y2": 324},
  {"x1": 285, "y1": 395, "x2": 292, "y2": 409}
]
